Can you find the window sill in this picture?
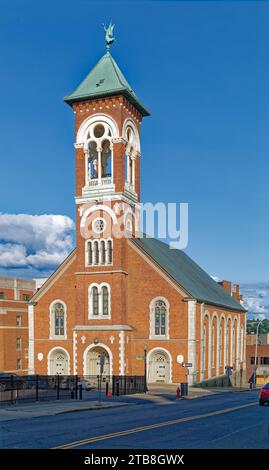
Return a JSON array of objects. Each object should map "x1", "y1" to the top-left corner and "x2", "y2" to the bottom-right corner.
[{"x1": 149, "y1": 336, "x2": 169, "y2": 340}]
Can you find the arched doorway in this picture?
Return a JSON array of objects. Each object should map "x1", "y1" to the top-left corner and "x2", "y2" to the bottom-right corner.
[
  {"x1": 86, "y1": 346, "x2": 110, "y2": 376},
  {"x1": 148, "y1": 349, "x2": 171, "y2": 383},
  {"x1": 48, "y1": 348, "x2": 69, "y2": 375}
]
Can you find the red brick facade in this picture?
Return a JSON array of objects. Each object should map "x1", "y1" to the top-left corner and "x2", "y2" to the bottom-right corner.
[
  {"x1": 0, "y1": 278, "x2": 36, "y2": 373},
  {"x1": 28, "y1": 56, "x2": 247, "y2": 385}
]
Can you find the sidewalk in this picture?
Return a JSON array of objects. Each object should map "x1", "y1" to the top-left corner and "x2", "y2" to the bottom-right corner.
[{"x1": 0, "y1": 399, "x2": 131, "y2": 422}]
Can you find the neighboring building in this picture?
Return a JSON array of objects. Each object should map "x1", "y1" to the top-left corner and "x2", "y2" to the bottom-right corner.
[
  {"x1": 0, "y1": 277, "x2": 36, "y2": 373},
  {"x1": 28, "y1": 38, "x2": 247, "y2": 384},
  {"x1": 246, "y1": 334, "x2": 269, "y2": 385}
]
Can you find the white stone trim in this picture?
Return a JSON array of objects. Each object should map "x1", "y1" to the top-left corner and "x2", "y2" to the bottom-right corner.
[
  {"x1": 83, "y1": 343, "x2": 113, "y2": 376},
  {"x1": 80, "y1": 204, "x2": 118, "y2": 228},
  {"x1": 73, "y1": 330, "x2": 78, "y2": 375},
  {"x1": 149, "y1": 296, "x2": 170, "y2": 340},
  {"x1": 49, "y1": 300, "x2": 67, "y2": 340},
  {"x1": 119, "y1": 330, "x2": 125, "y2": 375},
  {"x1": 88, "y1": 282, "x2": 111, "y2": 319},
  {"x1": 147, "y1": 347, "x2": 173, "y2": 384},
  {"x1": 28, "y1": 304, "x2": 35, "y2": 374},
  {"x1": 122, "y1": 117, "x2": 140, "y2": 152},
  {"x1": 76, "y1": 114, "x2": 119, "y2": 146},
  {"x1": 47, "y1": 346, "x2": 71, "y2": 375},
  {"x1": 73, "y1": 325, "x2": 132, "y2": 331},
  {"x1": 187, "y1": 300, "x2": 197, "y2": 385}
]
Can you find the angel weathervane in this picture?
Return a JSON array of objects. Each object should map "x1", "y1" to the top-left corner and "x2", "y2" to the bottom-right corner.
[{"x1": 103, "y1": 21, "x2": 115, "y2": 50}]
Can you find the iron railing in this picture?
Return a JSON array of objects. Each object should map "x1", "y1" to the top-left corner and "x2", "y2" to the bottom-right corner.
[{"x1": 0, "y1": 374, "x2": 145, "y2": 404}]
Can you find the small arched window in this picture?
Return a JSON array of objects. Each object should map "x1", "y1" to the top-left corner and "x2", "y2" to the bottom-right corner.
[
  {"x1": 94, "y1": 241, "x2": 99, "y2": 265},
  {"x1": 88, "y1": 242, "x2": 93, "y2": 265},
  {"x1": 102, "y1": 286, "x2": 109, "y2": 316},
  {"x1": 50, "y1": 302, "x2": 66, "y2": 338},
  {"x1": 154, "y1": 300, "x2": 167, "y2": 336},
  {"x1": 86, "y1": 239, "x2": 113, "y2": 266},
  {"x1": 219, "y1": 324, "x2": 223, "y2": 366},
  {"x1": 107, "y1": 240, "x2": 112, "y2": 264},
  {"x1": 100, "y1": 240, "x2": 106, "y2": 265},
  {"x1": 89, "y1": 284, "x2": 110, "y2": 319},
  {"x1": 92, "y1": 287, "x2": 99, "y2": 316}
]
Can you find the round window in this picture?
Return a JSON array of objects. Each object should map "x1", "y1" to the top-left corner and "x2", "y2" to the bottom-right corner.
[
  {"x1": 93, "y1": 124, "x2": 105, "y2": 138},
  {"x1": 93, "y1": 217, "x2": 106, "y2": 234}
]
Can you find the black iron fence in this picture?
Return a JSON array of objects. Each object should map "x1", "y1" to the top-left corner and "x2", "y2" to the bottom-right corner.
[
  {"x1": 112, "y1": 376, "x2": 145, "y2": 396},
  {"x1": 0, "y1": 374, "x2": 145, "y2": 404}
]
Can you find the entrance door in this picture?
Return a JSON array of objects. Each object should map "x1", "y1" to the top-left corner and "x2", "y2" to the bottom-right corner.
[
  {"x1": 88, "y1": 347, "x2": 110, "y2": 376},
  {"x1": 49, "y1": 349, "x2": 69, "y2": 375},
  {"x1": 148, "y1": 350, "x2": 170, "y2": 383}
]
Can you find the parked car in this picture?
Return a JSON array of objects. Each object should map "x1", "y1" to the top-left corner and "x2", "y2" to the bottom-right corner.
[
  {"x1": 0, "y1": 373, "x2": 26, "y2": 391},
  {"x1": 78, "y1": 378, "x2": 96, "y2": 391},
  {"x1": 259, "y1": 382, "x2": 269, "y2": 406},
  {"x1": 60, "y1": 377, "x2": 96, "y2": 391}
]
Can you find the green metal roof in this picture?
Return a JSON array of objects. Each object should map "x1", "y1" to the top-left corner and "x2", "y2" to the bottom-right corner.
[
  {"x1": 132, "y1": 236, "x2": 246, "y2": 312},
  {"x1": 64, "y1": 51, "x2": 150, "y2": 116}
]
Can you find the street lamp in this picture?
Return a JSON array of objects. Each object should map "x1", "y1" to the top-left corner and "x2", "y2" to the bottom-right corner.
[
  {"x1": 254, "y1": 319, "x2": 263, "y2": 386},
  {"x1": 144, "y1": 344, "x2": 148, "y2": 393}
]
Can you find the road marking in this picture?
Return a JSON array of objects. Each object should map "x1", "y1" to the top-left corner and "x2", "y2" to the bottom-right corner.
[{"x1": 52, "y1": 401, "x2": 257, "y2": 449}]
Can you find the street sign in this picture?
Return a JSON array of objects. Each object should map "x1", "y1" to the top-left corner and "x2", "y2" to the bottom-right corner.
[
  {"x1": 177, "y1": 355, "x2": 184, "y2": 364},
  {"x1": 182, "y1": 363, "x2": 192, "y2": 368},
  {"x1": 225, "y1": 365, "x2": 233, "y2": 377}
]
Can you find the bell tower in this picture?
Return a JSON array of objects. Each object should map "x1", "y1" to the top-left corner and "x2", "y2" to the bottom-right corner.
[{"x1": 64, "y1": 27, "x2": 149, "y2": 325}]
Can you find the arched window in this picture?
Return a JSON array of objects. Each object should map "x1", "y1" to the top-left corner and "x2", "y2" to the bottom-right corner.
[
  {"x1": 92, "y1": 287, "x2": 99, "y2": 316},
  {"x1": 219, "y1": 324, "x2": 223, "y2": 366},
  {"x1": 154, "y1": 300, "x2": 167, "y2": 336},
  {"x1": 85, "y1": 239, "x2": 113, "y2": 267},
  {"x1": 89, "y1": 284, "x2": 110, "y2": 319},
  {"x1": 212, "y1": 324, "x2": 215, "y2": 368},
  {"x1": 94, "y1": 241, "x2": 99, "y2": 265},
  {"x1": 87, "y1": 241, "x2": 93, "y2": 265},
  {"x1": 149, "y1": 298, "x2": 169, "y2": 339},
  {"x1": 124, "y1": 125, "x2": 138, "y2": 192},
  {"x1": 54, "y1": 303, "x2": 65, "y2": 336},
  {"x1": 50, "y1": 301, "x2": 66, "y2": 339},
  {"x1": 102, "y1": 286, "x2": 109, "y2": 316},
  {"x1": 85, "y1": 122, "x2": 113, "y2": 187},
  {"x1": 107, "y1": 240, "x2": 112, "y2": 264},
  {"x1": 100, "y1": 240, "x2": 106, "y2": 264}
]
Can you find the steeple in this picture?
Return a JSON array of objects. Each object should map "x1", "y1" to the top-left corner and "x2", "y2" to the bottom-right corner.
[{"x1": 64, "y1": 51, "x2": 150, "y2": 117}]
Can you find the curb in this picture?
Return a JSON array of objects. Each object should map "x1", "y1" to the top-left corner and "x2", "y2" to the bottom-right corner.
[{"x1": 55, "y1": 402, "x2": 133, "y2": 416}]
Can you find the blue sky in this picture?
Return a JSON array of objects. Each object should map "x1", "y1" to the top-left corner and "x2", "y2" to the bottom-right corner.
[{"x1": 0, "y1": 1, "x2": 268, "y2": 315}]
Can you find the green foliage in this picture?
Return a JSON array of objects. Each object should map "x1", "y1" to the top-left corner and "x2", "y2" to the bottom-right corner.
[{"x1": 247, "y1": 319, "x2": 269, "y2": 334}]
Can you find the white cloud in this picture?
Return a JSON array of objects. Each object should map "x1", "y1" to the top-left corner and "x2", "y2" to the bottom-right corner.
[
  {"x1": 240, "y1": 282, "x2": 269, "y2": 319},
  {"x1": 0, "y1": 213, "x2": 75, "y2": 276}
]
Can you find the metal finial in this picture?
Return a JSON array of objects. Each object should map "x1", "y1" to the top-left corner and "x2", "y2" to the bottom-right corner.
[{"x1": 102, "y1": 20, "x2": 116, "y2": 51}]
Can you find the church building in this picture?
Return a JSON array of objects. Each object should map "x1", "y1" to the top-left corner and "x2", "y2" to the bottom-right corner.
[{"x1": 29, "y1": 32, "x2": 247, "y2": 385}]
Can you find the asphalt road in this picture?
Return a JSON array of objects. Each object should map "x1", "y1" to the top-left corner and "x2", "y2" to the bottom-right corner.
[{"x1": 1, "y1": 390, "x2": 268, "y2": 449}]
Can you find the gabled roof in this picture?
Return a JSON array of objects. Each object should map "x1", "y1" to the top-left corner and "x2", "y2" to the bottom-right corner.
[
  {"x1": 29, "y1": 249, "x2": 76, "y2": 304},
  {"x1": 64, "y1": 51, "x2": 150, "y2": 116},
  {"x1": 131, "y1": 236, "x2": 246, "y2": 312}
]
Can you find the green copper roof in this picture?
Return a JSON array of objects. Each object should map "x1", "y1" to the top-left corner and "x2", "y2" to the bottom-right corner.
[
  {"x1": 132, "y1": 236, "x2": 246, "y2": 312},
  {"x1": 64, "y1": 51, "x2": 150, "y2": 116}
]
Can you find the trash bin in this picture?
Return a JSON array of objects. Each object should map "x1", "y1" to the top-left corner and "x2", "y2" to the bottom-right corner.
[{"x1": 181, "y1": 382, "x2": 188, "y2": 397}]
